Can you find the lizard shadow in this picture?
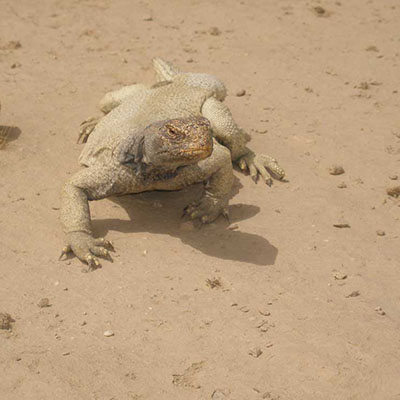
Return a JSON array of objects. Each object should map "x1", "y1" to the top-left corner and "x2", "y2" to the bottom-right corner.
[
  {"x1": 0, "y1": 126, "x2": 21, "y2": 148},
  {"x1": 92, "y1": 178, "x2": 278, "y2": 266}
]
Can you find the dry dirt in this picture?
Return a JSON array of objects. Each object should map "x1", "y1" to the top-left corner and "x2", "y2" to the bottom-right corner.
[{"x1": 1, "y1": 1, "x2": 400, "y2": 399}]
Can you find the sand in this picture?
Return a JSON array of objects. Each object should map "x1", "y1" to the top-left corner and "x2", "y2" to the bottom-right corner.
[{"x1": 1, "y1": 1, "x2": 399, "y2": 399}]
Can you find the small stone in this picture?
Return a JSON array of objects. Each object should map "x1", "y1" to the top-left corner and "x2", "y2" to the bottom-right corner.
[
  {"x1": 16, "y1": 357, "x2": 22, "y2": 361},
  {"x1": 11, "y1": 62, "x2": 21, "y2": 69},
  {"x1": 258, "y1": 309, "x2": 271, "y2": 316},
  {"x1": 248, "y1": 347, "x2": 263, "y2": 358},
  {"x1": 387, "y1": 186, "x2": 400, "y2": 198},
  {"x1": 353, "y1": 177, "x2": 364, "y2": 184},
  {"x1": 257, "y1": 320, "x2": 270, "y2": 332},
  {"x1": 186, "y1": 58, "x2": 194, "y2": 63},
  {"x1": 0, "y1": 313, "x2": 15, "y2": 330},
  {"x1": 334, "y1": 272, "x2": 347, "y2": 280},
  {"x1": 376, "y1": 230, "x2": 386, "y2": 236},
  {"x1": 80, "y1": 321, "x2": 87, "y2": 326},
  {"x1": 375, "y1": 307, "x2": 386, "y2": 315},
  {"x1": 239, "y1": 306, "x2": 250, "y2": 313},
  {"x1": 389, "y1": 175, "x2": 398, "y2": 180},
  {"x1": 209, "y1": 27, "x2": 221, "y2": 36},
  {"x1": 333, "y1": 223, "x2": 350, "y2": 228},
  {"x1": 143, "y1": 15, "x2": 153, "y2": 21},
  {"x1": 313, "y1": 6, "x2": 326, "y2": 15},
  {"x1": 142, "y1": 250, "x2": 148, "y2": 256},
  {"x1": 37, "y1": 298, "x2": 50, "y2": 308},
  {"x1": 337, "y1": 182, "x2": 347, "y2": 189},
  {"x1": 228, "y1": 223, "x2": 239, "y2": 230},
  {"x1": 211, "y1": 389, "x2": 227, "y2": 399},
  {"x1": 103, "y1": 330, "x2": 115, "y2": 337},
  {"x1": 206, "y1": 277, "x2": 222, "y2": 289},
  {"x1": 346, "y1": 290, "x2": 360, "y2": 298},
  {"x1": 358, "y1": 82, "x2": 369, "y2": 90},
  {"x1": 236, "y1": 89, "x2": 246, "y2": 97},
  {"x1": 1, "y1": 41, "x2": 22, "y2": 50},
  {"x1": 329, "y1": 165, "x2": 345, "y2": 175},
  {"x1": 366, "y1": 45, "x2": 379, "y2": 52},
  {"x1": 62, "y1": 352, "x2": 70, "y2": 356}
]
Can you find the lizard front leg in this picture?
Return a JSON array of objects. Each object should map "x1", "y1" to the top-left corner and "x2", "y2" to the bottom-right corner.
[
  {"x1": 183, "y1": 141, "x2": 233, "y2": 223},
  {"x1": 202, "y1": 97, "x2": 285, "y2": 185},
  {"x1": 60, "y1": 166, "x2": 121, "y2": 269}
]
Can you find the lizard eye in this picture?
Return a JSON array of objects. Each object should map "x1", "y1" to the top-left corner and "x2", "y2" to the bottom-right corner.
[{"x1": 165, "y1": 125, "x2": 184, "y2": 139}]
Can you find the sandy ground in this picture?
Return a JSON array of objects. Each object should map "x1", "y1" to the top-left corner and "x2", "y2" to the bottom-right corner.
[{"x1": 1, "y1": 0, "x2": 400, "y2": 399}]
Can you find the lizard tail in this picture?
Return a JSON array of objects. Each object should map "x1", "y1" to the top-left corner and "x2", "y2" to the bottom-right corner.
[{"x1": 152, "y1": 57, "x2": 180, "y2": 81}]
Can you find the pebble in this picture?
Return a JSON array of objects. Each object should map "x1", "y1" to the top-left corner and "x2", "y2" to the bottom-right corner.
[
  {"x1": 206, "y1": 277, "x2": 222, "y2": 289},
  {"x1": 313, "y1": 6, "x2": 326, "y2": 15},
  {"x1": 366, "y1": 45, "x2": 379, "y2": 52},
  {"x1": 236, "y1": 89, "x2": 246, "y2": 97},
  {"x1": 211, "y1": 390, "x2": 227, "y2": 399},
  {"x1": 375, "y1": 307, "x2": 386, "y2": 316},
  {"x1": 346, "y1": 290, "x2": 360, "y2": 298},
  {"x1": 333, "y1": 223, "x2": 350, "y2": 228},
  {"x1": 62, "y1": 352, "x2": 70, "y2": 356},
  {"x1": 329, "y1": 165, "x2": 345, "y2": 175},
  {"x1": 376, "y1": 230, "x2": 386, "y2": 236},
  {"x1": 258, "y1": 309, "x2": 271, "y2": 316},
  {"x1": 103, "y1": 330, "x2": 115, "y2": 337},
  {"x1": 389, "y1": 175, "x2": 398, "y2": 180},
  {"x1": 228, "y1": 223, "x2": 239, "y2": 230},
  {"x1": 0, "y1": 312, "x2": 14, "y2": 330},
  {"x1": 248, "y1": 347, "x2": 263, "y2": 358},
  {"x1": 386, "y1": 186, "x2": 400, "y2": 198},
  {"x1": 257, "y1": 320, "x2": 270, "y2": 332},
  {"x1": 209, "y1": 27, "x2": 222, "y2": 36},
  {"x1": 37, "y1": 298, "x2": 50, "y2": 308},
  {"x1": 337, "y1": 182, "x2": 347, "y2": 189},
  {"x1": 334, "y1": 272, "x2": 347, "y2": 280},
  {"x1": 143, "y1": 15, "x2": 153, "y2": 21}
]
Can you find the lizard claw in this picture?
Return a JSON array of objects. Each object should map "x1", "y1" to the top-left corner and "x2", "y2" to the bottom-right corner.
[
  {"x1": 60, "y1": 232, "x2": 115, "y2": 270},
  {"x1": 183, "y1": 196, "x2": 229, "y2": 224},
  {"x1": 237, "y1": 151, "x2": 285, "y2": 185},
  {"x1": 59, "y1": 245, "x2": 71, "y2": 261},
  {"x1": 86, "y1": 254, "x2": 100, "y2": 271}
]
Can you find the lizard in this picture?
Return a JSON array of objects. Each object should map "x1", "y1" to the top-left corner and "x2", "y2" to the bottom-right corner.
[{"x1": 60, "y1": 58, "x2": 285, "y2": 269}]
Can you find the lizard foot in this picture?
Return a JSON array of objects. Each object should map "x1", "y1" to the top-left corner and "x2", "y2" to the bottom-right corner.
[
  {"x1": 238, "y1": 151, "x2": 285, "y2": 185},
  {"x1": 59, "y1": 232, "x2": 114, "y2": 271},
  {"x1": 183, "y1": 196, "x2": 229, "y2": 224},
  {"x1": 77, "y1": 116, "x2": 101, "y2": 144}
]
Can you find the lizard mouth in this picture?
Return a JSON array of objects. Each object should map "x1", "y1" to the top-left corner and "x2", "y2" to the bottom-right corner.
[{"x1": 179, "y1": 147, "x2": 212, "y2": 159}]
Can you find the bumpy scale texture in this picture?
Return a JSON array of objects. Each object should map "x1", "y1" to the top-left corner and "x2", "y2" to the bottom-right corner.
[{"x1": 61, "y1": 58, "x2": 285, "y2": 268}]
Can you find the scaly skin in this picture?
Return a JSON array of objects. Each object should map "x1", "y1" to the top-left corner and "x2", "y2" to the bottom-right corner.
[{"x1": 61, "y1": 58, "x2": 285, "y2": 269}]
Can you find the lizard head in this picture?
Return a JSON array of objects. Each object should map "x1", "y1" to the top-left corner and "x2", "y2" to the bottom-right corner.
[
  {"x1": 144, "y1": 116, "x2": 213, "y2": 169},
  {"x1": 116, "y1": 117, "x2": 213, "y2": 174}
]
